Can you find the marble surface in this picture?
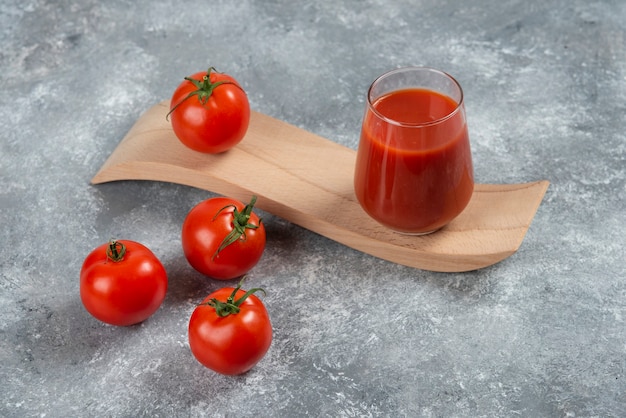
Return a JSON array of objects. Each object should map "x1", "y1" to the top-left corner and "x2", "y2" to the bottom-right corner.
[{"x1": 1, "y1": 0, "x2": 625, "y2": 416}]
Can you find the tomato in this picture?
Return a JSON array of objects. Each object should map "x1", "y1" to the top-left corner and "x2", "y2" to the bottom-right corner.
[
  {"x1": 188, "y1": 281, "x2": 272, "y2": 375},
  {"x1": 181, "y1": 195, "x2": 266, "y2": 280},
  {"x1": 168, "y1": 67, "x2": 250, "y2": 154},
  {"x1": 80, "y1": 240, "x2": 168, "y2": 326}
]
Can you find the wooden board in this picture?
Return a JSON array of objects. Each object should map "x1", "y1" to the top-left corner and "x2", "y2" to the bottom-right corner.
[{"x1": 92, "y1": 101, "x2": 549, "y2": 272}]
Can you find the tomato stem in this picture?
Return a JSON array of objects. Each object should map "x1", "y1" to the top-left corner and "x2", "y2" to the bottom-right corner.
[
  {"x1": 212, "y1": 195, "x2": 262, "y2": 259},
  {"x1": 204, "y1": 278, "x2": 266, "y2": 317},
  {"x1": 166, "y1": 67, "x2": 244, "y2": 120},
  {"x1": 106, "y1": 240, "x2": 126, "y2": 262}
]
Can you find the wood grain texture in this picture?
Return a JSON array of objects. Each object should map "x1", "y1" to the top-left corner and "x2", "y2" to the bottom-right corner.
[{"x1": 92, "y1": 101, "x2": 549, "y2": 272}]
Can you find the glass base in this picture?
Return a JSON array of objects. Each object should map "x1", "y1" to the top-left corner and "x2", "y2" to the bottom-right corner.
[
  {"x1": 390, "y1": 227, "x2": 441, "y2": 236},
  {"x1": 371, "y1": 217, "x2": 444, "y2": 235}
]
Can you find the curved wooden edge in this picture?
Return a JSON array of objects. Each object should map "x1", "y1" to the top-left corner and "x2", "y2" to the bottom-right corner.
[{"x1": 92, "y1": 101, "x2": 550, "y2": 272}]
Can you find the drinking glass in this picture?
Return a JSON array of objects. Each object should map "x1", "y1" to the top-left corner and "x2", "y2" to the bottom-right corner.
[{"x1": 354, "y1": 67, "x2": 474, "y2": 235}]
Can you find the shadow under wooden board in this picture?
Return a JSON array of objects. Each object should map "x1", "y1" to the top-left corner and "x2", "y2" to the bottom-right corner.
[{"x1": 92, "y1": 101, "x2": 550, "y2": 272}]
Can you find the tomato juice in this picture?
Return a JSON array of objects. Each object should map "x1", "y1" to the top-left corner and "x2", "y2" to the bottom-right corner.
[{"x1": 354, "y1": 88, "x2": 474, "y2": 234}]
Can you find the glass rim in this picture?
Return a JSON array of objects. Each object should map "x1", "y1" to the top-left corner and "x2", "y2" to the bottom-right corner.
[{"x1": 367, "y1": 66, "x2": 465, "y2": 128}]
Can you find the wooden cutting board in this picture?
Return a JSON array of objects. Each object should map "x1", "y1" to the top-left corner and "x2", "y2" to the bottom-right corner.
[{"x1": 92, "y1": 101, "x2": 549, "y2": 272}]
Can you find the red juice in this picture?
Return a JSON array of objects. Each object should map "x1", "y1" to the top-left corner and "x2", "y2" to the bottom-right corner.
[{"x1": 354, "y1": 88, "x2": 474, "y2": 233}]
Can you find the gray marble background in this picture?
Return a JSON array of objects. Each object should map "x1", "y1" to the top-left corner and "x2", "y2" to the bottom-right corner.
[{"x1": 1, "y1": 0, "x2": 625, "y2": 417}]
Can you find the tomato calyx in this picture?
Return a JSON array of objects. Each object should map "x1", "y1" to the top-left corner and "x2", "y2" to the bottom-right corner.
[
  {"x1": 166, "y1": 67, "x2": 243, "y2": 120},
  {"x1": 203, "y1": 279, "x2": 266, "y2": 317},
  {"x1": 212, "y1": 195, "x2": 262, "y2": 259},
  {"x1": 105, "y1": 240, "x2": 126, "y2": 262}
]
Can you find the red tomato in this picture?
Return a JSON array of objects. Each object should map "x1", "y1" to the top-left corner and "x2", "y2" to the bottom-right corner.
[
  {"x1": 188, "y1": 282, "x2": 272, "y2": 375},
  {"x1": 168, "y1": 67, "x2": 250, "y2": 154},
  {"x1": 80, "y1": 240, "x2": 168, "y2": 326},
  {"x1": 181, "y1": 195, "x2": 266, "y2": 280}
]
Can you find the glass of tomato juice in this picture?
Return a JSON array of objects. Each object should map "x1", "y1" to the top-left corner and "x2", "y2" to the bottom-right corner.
[{"x1": 354, "y1": 67, "x2": 474, "y2": 235}]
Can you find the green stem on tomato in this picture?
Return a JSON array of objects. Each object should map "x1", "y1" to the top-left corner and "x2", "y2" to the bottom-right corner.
[
  {"x1": 204, "y1": 278, "x2": 266, "y2": 317},
  {"x1": 212, "y1": 195, "x2": 262, "y2": 260},
  {"x1": 166, "y1": 67, "x2": 243, "y2": 120},
  {"x1": 106, "y1": 240, "x2": 126, "y2": 262}
]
